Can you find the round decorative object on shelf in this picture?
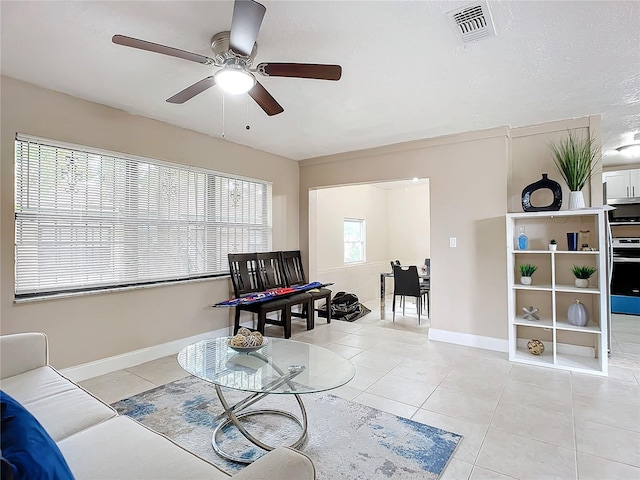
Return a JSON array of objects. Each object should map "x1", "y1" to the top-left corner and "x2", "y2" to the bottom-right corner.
[
  {"x1": 575, "y1": 278, "x2": 589, "y2": 288},
  {"x1": 527, "y1": 339, "x2": 545, "y2": 355},
  {"x1": 568, "y1": 299, "x2": 589, "y2": 327},
  {"x1": 520, "y1": 276, "x2": 532, "y2": 285},
  {"x1": 521, "y1": 174, "x2": 562, "y2": 212}
]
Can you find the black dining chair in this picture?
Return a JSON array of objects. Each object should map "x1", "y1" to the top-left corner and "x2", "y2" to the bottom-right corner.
[
  {"x1": 392, "y1": 265, "x2": 429, "y2": 324},
  {"x1": 420, "y1": 258, "x2": 431, "y2": 318},
  {"x1": 228, "y1": 253, "x2": 293, "y2": 338},
  {"x1": 280, "y1": 250, "x2": 332, "y2": 325},
  {"x1": 256, "y1": 251, "x2": 314, "y2": 336}
]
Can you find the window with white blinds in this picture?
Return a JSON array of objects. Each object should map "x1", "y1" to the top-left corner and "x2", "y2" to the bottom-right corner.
[{"x1": 14, "y1": 134, "x2": 272, "y2": 299}]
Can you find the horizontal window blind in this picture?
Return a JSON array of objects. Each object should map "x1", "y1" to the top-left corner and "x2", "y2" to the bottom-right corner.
[{"x1": 14, "y1": 134, "x2": 272, "y2": 298}]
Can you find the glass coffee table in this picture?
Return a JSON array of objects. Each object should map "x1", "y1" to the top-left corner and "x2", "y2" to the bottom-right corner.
[{"x1": 177, "y1": 337, "x2": 355, "y2": 463}]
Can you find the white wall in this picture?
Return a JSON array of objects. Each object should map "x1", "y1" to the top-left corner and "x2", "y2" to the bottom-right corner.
[{"x1": 387, "y1": 182, "x2": 430, "y2": 266}]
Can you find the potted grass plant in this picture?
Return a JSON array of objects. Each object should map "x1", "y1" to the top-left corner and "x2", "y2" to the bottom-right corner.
[
  {"x1": 518, "y1": 264, "x2": 537, "y2": 285},
  {"x1": 549, "y1": 131, "x2": 600, "y2": 210},
  {"x1": 571, "y1": 265, "x2": 597, "y2": 288}
]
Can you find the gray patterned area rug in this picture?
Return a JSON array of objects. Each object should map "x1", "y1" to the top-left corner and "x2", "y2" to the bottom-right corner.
[{"x1": 112, "y1": 376, "x2": 462, "y2": 480}]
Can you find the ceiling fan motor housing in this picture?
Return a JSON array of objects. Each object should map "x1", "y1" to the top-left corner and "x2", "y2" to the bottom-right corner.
[{"x1": 211, "y1": 31, "x2": 257, "y2": 67}]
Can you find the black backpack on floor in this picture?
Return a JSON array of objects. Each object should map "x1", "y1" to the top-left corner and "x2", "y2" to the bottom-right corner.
[{"x1": 331, "y1": 292, "x2": 360, "y2": 317}]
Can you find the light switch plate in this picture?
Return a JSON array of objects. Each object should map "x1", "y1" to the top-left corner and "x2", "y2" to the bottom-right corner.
[{"x1": 449, "y1": 237, "x2": 457, "y2": 248}]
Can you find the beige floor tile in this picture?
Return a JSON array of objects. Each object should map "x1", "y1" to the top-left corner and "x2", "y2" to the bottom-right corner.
[
  {"x1": 451, "y1": 354, "x2": 512, "y2": 376},
  {"x1": 319, "y1": 320, "x2": 364, "y2": 334},
  {"x1": 439, "y1": 368, "x2": 505, "y2": 402},
  {"x1": 365, "y1": 372, "x2": 437, "y2": 407},
  {"x1": 421, "y1": 386, "x2": 499, "y2": 425},
  {"x1": 576, "y1": 452, "x2": 640, "y2": 480},
  {"x1": 78, "y1": 369, "x2": 130, "y2": 388},
  {"x1": 491, "y1": 400, "x2": 575, "y2": 449},
  {"x1": 573, "y1": 392, "x2": 640, "y2": 432},
  {"x1": 351, "y1": 391, "x2": 417, "y2": 419},
  {"x1": 507, "y1": 363, "x2": 572, "y2": 392},
  {"x1": 441, "y1": 458, "x2": 473, "y2": 480},
  {"x1": 373, "y1": 340, "x2": 426, "y2": 357},
  {"x1": 463, "y1": 347, "x2": 510, "y2": 363},
  {"x1": 500, "y1": 378, "x2": 573, "y2": 415},
  {"x1": 469, "y1": 466, "x2": 518, "y2": 480},
  {"x1": 350, "y1": 325, "x2": 396, "y2": 339},
  {"x1": 80, "y1": 371, "x2": 157, "y2": 404},
  {"x1": 319, "y1": 342, "x2": 364, "y2": 359},
  {"x1": 572, "y1": 372, "x2": 640, "y2": 405},
  {"x1": 331, "y1": 333, "x2": 384, "y2": 350},
  {"x1": 614, "y1": 331, "x2": 640, "y2": 344},
  {"x1": 575, "y1": 418, "x2": 640, "y2": 467},
  {"x1": 612, "y1": 315, "x2": 640, "y2": 335},
  {"x1": 605, "y1": 365, "x2": 639, "y2": 384},
  {"x1": 125, "y1": 356, "x2": 189, "y2": 386},
  {"x1": 412, "y1": 409, "x2": 488, "y2": 465},
  {"x1": 620, "y1": 342, "x2": 640, "y2": 355},
  {"x1": 389, "y1": 357, "x2": 452, "y2": 385},
  {"x1": 410, "y1": 345, "x2": 465, "y2": 367},
  {"x1": 476, "y1": 428, "x2": 576, "y2": 480},
  {"x1": 348, "y1": 364, "x2": 387, "y2": 390},
  {"x1": 350, "y1": 349, "x2": 405, "y2": 372}
]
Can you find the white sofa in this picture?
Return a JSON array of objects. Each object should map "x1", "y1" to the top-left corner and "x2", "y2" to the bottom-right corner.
[{"x1": 0, "y1": 332, "x2": 316, "y2": 479}]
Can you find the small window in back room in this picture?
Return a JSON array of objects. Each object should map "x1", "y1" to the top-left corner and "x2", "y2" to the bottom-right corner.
[{"x1": 344, "y1": 218, "x2": 365, "y2": 263}]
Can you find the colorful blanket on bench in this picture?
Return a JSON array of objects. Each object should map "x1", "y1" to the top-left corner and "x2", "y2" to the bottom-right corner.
[{"x1": 214, "y1": 281, "x2": 325, "y2": 307}]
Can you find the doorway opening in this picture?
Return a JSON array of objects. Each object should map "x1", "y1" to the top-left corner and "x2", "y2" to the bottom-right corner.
[{"x1": 308, "y1": 178, "x2": 431, "y2": 324}]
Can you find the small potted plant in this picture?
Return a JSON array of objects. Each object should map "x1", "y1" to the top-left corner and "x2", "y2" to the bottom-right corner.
[
  {"x1": 518, "y1": 264, "x2": 537, "y2": 285},
  {"x1": 571, "y1": 265, "x2": 597, "y2": 288},
  {"x1": 548, "y1": 239, "x2": 557, "y2": 251}
]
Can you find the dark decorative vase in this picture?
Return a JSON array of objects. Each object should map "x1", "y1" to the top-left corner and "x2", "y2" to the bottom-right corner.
[{"x1": 521, "y1": 174, "x2": 562, "y2": 212}]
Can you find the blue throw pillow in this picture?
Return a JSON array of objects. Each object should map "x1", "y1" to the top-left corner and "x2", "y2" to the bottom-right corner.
[{"x1": 0, "y1": 390, "x2": 74, "y2": 480}]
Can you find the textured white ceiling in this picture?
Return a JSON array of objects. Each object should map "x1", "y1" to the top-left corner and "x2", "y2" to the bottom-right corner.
[{"x1": 1, "y1": 1, "x2": 639, "y2": 165}]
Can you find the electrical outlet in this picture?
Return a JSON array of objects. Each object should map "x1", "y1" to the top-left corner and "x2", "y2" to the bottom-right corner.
[{"x1": 449, "y1": 237, "x2": 456, "y2": 248}]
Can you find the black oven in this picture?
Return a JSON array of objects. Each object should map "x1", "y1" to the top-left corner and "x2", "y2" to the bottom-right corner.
[
  {"x1": 608, "y1": 200, "x2": 640, "y2": 225},
  {"x1": 611, "y1": 238, "x2": 640, "y2": 315}
]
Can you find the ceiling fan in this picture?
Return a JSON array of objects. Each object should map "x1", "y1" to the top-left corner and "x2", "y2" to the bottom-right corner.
[{"x1": 112, "y1": 0, "x2": 342, "y2": 116}]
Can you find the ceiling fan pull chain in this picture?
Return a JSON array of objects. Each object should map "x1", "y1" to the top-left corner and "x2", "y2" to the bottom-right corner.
[
  {"x1": 222, "y1": 93, "x2": 225, "y2": 138},
  {"x1": 245, "y1": 94, "x2": 251, "y2": 131}
]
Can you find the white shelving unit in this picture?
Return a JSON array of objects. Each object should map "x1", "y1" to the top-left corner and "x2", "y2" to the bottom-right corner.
[{"x1": 506, "y1": 208, "x2": 608, "y2": 376}]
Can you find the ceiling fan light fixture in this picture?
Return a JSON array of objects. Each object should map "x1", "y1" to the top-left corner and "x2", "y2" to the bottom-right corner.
[
  {"x1": 215, "y1": 64, "x2": 255, "y2": 95},
  {"x1": 615, "y1": 133, "x2": 640, "y2": 156},
  {"x1": 616, "y1": 144, "x2": 640, "y2": 155}
]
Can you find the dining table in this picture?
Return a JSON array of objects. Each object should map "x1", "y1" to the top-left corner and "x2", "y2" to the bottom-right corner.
[{"x1": 379, "y1": 269, "x2": 430, "y2": 320}]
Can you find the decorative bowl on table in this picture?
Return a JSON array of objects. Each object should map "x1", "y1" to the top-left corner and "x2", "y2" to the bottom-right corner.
[{"x1": 226, "y1": 329, "x2": 268, "y2": 353}]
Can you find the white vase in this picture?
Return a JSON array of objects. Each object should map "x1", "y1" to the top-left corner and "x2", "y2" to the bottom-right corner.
[
  {"x1": 549, "y1": 244, "x2": 557, "y2": 251},
  {"x1": 520, "y1": 276, "x2": 532, "y2": 285},
  {"x1": 569, "y1": 191, "x2": 585, "y2": 210},
  {"x1": 568, "y1": 299, "x2": 589, "y2": 326},
  {"x1": 575, "y1": 278, "x2": 589, "y2": 288}
]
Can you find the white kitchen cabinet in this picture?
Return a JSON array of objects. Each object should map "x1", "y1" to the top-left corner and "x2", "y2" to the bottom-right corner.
[
  {"x1": 603, "y1": 168, "x2": 640, "y2": 199},
  {"x1": 506, "y1": 208, "x2": 608, "y2": 375}
]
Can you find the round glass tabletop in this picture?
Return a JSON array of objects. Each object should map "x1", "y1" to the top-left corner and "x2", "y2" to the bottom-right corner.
[{"x1": 178, "y1": 337, "x2": 355, "y2": 394}]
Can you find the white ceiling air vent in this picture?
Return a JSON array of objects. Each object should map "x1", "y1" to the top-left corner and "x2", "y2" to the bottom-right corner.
[{"x1": 447, "y1": 2, "x2": 496, "y2": 43}]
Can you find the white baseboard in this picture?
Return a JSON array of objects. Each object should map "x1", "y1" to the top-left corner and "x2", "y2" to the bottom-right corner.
[
  {"x1": 60, "y1": 326, "x2": 230, "y2": 382},
  {"x1": 428, "y1": 328, "x2": 509, "y2": 352}
]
